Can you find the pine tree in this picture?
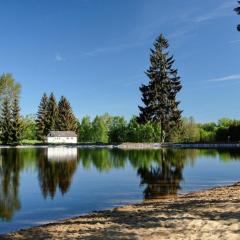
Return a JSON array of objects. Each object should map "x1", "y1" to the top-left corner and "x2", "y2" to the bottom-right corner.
[
  {"x1": 11, "y1": 97, "x2": 22, "y2": 144},
  {"x1": 138, "y1": 34, "x2": 182, "y2": 142},
  {"x1": 36, "y1": 93, "x2": 49, "y2": 141},
  {"x1": 47, "y1": 93, "x2": 58, "y2": 132},
  {"x1": 235, "y1": 1, "x2": 240, "y2": 31},
  {"x1": 57, "y1": 96, "x2": 77, "y2": 131},
  {"x1": 0, "y1": 98, "x2": 13, "y2": 144}
]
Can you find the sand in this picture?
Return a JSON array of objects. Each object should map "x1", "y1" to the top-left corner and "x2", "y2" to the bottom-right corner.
[{"x1": 2, "y1": 183, "x2": 240, "y2": 240}]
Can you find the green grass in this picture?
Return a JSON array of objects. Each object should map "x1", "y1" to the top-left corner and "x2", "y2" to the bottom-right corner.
[{"x1": 21, "y1": 139, "x2": 43, "y2": 145}]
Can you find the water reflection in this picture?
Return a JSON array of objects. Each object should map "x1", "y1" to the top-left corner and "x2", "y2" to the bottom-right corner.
[
  {"x1": 0, "y1": 149, "x2": 21, "y2": 221},
  {"x1": 47, "y1": 147, "x2": 77, "y2": 162},
  {"x1": 38, "y1": 148, "x2": 78, "y2": 198},
  {"x1": 0, "y1": 147, "x2": 240, "y2": 221}
]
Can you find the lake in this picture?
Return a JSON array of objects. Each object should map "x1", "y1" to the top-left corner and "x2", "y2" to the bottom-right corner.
[{"x1": 0, "y1": 147, "x2": 240, "y2": 234}]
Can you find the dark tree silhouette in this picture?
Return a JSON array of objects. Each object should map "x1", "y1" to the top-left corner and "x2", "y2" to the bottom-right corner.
[
  {"x1": 137, "y1": 150, "x2": 184, "y2": 199},
  {"x1": 47, "y1": 93, "x2": 58, "y2": 132},
  {"x1": 57, "y1": 96, "x2": 77, "y2": 131},
  {"x1": 11, "y1": 97, "x2": 22, "y2": 144},
  {"x1": 0, "y1": 98, "x2": 13, "y2": 144},
  {"x1": 36, "y1": 93, "x2": 49, "y2": 141},
  {"x1": 138, "y1": 34, "x2": 182, "y2": 142}
]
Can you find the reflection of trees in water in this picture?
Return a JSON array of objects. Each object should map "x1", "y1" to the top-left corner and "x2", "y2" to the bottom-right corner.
[
  {"x1": 79, "y1": 149, "x2": 126, "y2": 171},
  {"x1": 37, "y1": 149, "x2": 78, "y2": 198},
  {"x1": 0, "y1": 149, "x2": 21, "y2": 220},
  {"x1": 78, "y1": 148, "x2": 199, "y2": 199},
  {"x1": 136, "y1": 149, "x2": 197, "y2": 199},
  {"x1": 137, "y1": 158, "x2": 183, "y2": 199},
  {"x1": 1, "y1": 147, "x2": 240, "y2": 221}
]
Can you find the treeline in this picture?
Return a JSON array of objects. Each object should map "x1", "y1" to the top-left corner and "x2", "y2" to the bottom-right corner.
[
  {"x1": 171, "y1": 117, "x2": 240, "y2": 143},
  {"x1": 20, "y1": 114, "x2": 240, "y2": 144}
]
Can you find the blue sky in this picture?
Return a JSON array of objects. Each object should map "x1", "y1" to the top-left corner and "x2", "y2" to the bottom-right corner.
[{"x1": 0, "y1": 0, "x2": 239, "y2": 122}]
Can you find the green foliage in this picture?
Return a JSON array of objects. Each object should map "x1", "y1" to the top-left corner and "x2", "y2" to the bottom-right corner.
[
  {"x1": 92, "y1": 116, "x2": 109, "y2": 143},
  {"x1": 126, "y1": 116, "x2": 159, "y2": 143},
  {"x1": 0, "y1": 73, "x2": 21, "y2": 105},
  {"x1": 57, "y1": 96, "x2": 77, "y2": 131},
  {"x1": 47, "y1": 93, "x2": 58, "y2": 132},
  {"x1": 0, "y1": 98, "x2": 13, "y2": 144},
  {"x1": 0, "y1": 74, "x2": 22, "y2": 145},
  {"x1": 78, "y1": 116, "x2": 93, "y2": 142},
  {"x1": 0, "y1": 97, "x2": 22, "y2": 145},
  {"x1": 36, "y1": 93, "x2": 49, "y2": 141},
  {"x1": 138, "y1": 34, "x2": 182, "y2": 142},
  {"x1": 11, "y1": 97, "x2": 22, "y2": 144},
  {"x1": 22, "y1": 115, "x2": 37, "y2": 140},
  {"x1": 176, "y1": 117, "x2": 200, "y2": 143},
  {"x1": 108, "y1": 116, "x2": 127, "y2": 143}
]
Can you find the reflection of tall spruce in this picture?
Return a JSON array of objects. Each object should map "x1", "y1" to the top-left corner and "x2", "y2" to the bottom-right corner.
[
  {"x1": 137, "y1": 149, "x2": 184, "y2": 199},
  {"x1": 0, "y1": 149, "x2": 21, "y2": 220},
  {"x1": 138, "y1": 34, "x2": 182, "y2": 142},
  {"x1": 235, "y1": 2, "x2": 240, "y2": 31}
]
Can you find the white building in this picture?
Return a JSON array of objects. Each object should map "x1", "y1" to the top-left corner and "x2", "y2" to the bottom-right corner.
[{"x1": 47, "y1": 131, "x2": 77, "y2": 144}]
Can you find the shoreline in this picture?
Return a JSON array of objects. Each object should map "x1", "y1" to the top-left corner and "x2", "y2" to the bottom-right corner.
[
  {"x1": 2, "y1": 182, "x2": 240, "y2": 240},
  {"x1": 0, "y1": 143, "x2": 240, "y2": 149}
]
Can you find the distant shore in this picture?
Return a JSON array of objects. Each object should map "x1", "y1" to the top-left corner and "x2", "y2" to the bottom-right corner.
[
  {"x1": 0, "y1": 142, "x2": 240, "y2": 149},
  {"x1": 2, "y1": 182, "x2": 240, "y2": 240}
]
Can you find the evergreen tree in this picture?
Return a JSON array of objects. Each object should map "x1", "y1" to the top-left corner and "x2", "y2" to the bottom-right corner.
[
  {"x1": 235, "y1": 1, "x2": 240, "y2": 31},
  {"x1": 0, "y1": 98, "x2": 13, "y2": 144},
  {"x1": 138, "y1": 34, "x2": 182, "y2": 142},
  {"x1": 36, "y1": 93, "x2": 49, "y2": 141},
  {"x1": 11, "y1": 97, "x2": 22, "y2": 144},
  {"x1": 47, "y1": 93, "x2": 58, "y2": 132},
  {"x1": 57, "y1": 96, "x2": 77, "y2": 131}
]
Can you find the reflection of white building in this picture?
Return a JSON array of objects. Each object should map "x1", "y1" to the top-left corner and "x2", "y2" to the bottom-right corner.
[
  {"x1": 47, "y1": 131, "x2": 77, "y2": 144},
  {"x1": 47, "y1": 147, "x2": 77, "y2": 162}
]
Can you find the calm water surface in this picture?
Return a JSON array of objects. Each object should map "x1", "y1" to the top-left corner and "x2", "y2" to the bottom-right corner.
[{"x1": 0, "y1": 147, "x2": 240, "y2": 233}]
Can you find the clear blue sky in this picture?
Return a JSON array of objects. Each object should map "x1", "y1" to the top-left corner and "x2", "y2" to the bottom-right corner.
[{"x1": 0, "y1": 0, "x2": 239, "y2": 123}]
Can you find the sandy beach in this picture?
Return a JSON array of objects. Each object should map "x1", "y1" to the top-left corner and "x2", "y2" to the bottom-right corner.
[{"x1": 2, "y1": 182, "x2": 240, "y2": 240}]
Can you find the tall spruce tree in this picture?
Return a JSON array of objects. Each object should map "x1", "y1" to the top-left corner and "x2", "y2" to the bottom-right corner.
[
  {"x1": 235, "y1": 1, "x2": 240, "y2": 31},
  {"x1": 138, "y1": 34, "x2": 182, "y2": 142},
  {"x1": 36, "y1": 93, "x2": 49, "y2": 141},
  {"x1": 47, "y1": 93, "x2": 58, "y2": 132},
  {"x1": 57, "y1": 96, "x2": 77, "y2": 131},
  {"x1": 0, "y1": 98, "x2": 13, "y2": 144},
  {"x1": 11, "y1": 97, "x2": 22, "y2": 144}
]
